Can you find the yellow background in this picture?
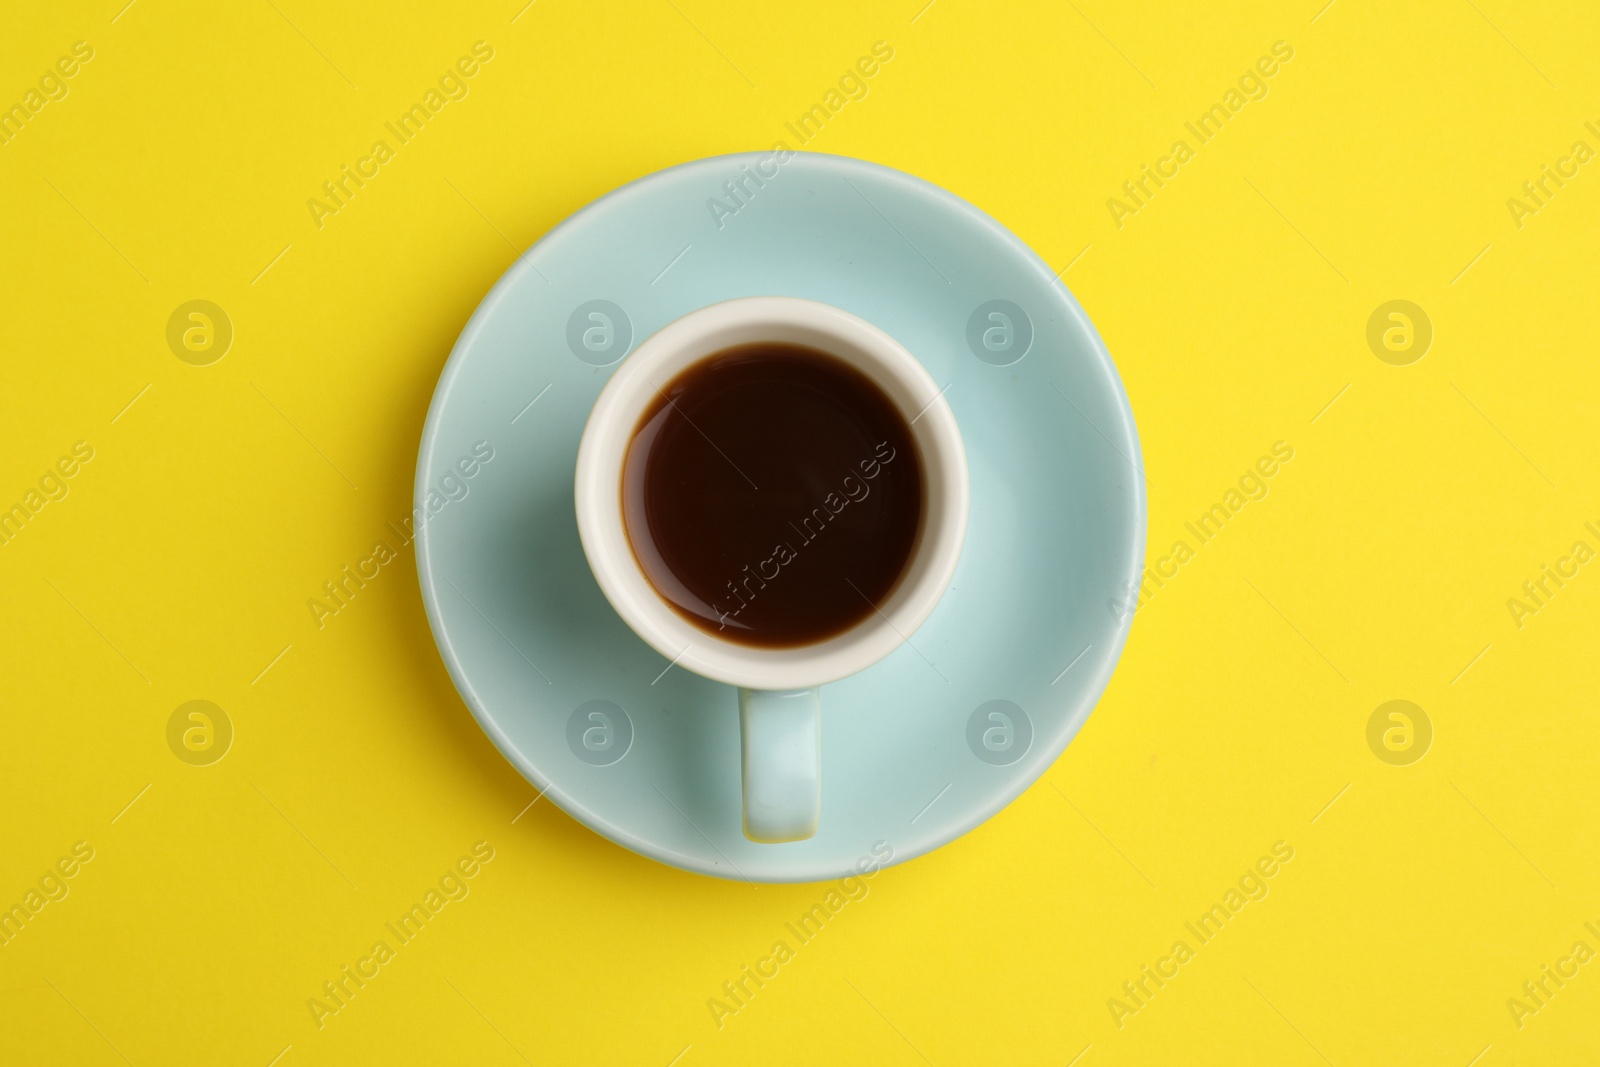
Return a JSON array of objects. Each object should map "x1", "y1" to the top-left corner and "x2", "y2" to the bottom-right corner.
[{"x1": 2, "y1": 0, "x2": 1596, "y2": 1063}]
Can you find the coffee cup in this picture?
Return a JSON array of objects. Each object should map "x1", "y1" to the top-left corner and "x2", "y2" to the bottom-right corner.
[{"x1": 575, "y1": 297, "x2": 968, "y2": 842}]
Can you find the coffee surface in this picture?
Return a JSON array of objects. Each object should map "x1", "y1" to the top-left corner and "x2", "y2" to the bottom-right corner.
[{"x1": 622, "y1": 343, "x2": 923, "y2": 648}]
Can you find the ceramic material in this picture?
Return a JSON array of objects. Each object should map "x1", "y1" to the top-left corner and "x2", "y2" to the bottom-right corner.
[
  {"x1": 416, "y1": 151, "x2": 1145, "y2": 883},
  {"x1": 739, "y1": 687, "x2": 821, "y2": 843},
  {"x1": 574, "y1": 297, "x2": 969, "y2": 691},
  {"x1": 573, "y1": 296, "x2": 970, "y2": 844}
]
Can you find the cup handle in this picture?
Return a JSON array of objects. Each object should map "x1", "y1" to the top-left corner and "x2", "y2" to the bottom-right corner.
[{"x1": 738, "y1": 687, "x2": 821, "y2": 843}]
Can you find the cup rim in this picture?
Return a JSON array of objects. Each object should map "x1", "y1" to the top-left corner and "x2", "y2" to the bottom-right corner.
[{"x1": 574, "y1": 296, "x2": 969, "y2": 690}]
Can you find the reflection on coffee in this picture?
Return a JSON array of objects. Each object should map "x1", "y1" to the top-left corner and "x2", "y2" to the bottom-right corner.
[{"x1": 622, "y1": 343, "x2": 923, "y2": 648}]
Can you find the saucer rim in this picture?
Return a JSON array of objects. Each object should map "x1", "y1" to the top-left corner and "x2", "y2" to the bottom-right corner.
[{"x1": 414, "y1": 150, "x2": 1147, "y2": 883}]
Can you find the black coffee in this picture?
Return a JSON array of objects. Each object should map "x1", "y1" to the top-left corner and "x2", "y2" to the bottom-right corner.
[{"x1": 622, "y1": 343, "x2": 924, "y2": 648}]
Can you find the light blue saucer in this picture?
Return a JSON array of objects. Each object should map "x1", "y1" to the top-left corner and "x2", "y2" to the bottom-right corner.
[{"x1": 416, "y1": 152, "x2": 1145, "y2": 883}]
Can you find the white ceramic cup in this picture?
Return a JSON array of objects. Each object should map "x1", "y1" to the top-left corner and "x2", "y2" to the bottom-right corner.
[{"x1": 574, "y1": 297, "x2": 968, "y2": 843}]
